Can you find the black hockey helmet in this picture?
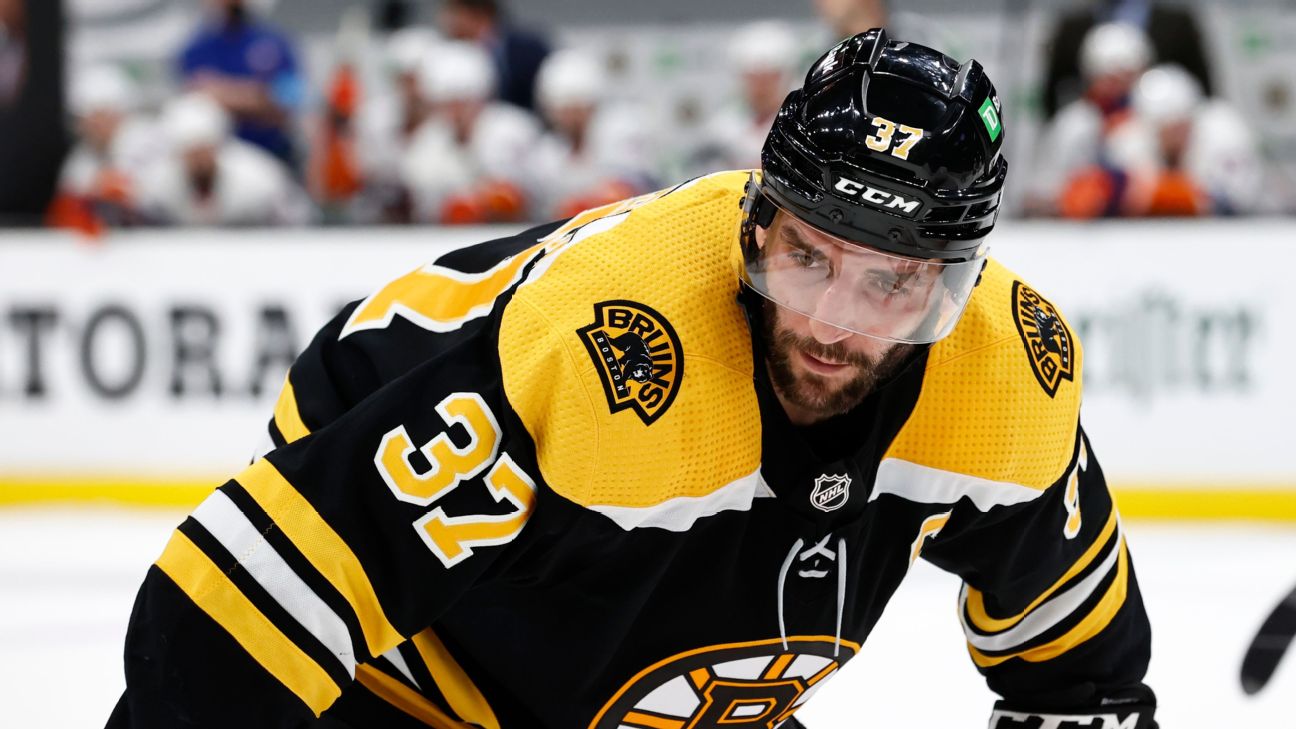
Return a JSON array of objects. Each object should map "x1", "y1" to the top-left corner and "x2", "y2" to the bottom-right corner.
[{"x1": 741, "y1": 29, "x2": 1009, "y2": 344}]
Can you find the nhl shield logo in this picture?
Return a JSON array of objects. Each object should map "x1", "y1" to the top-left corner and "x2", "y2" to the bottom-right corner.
[
  {"x1": 1012, "y1": 281, "x2": 1075, "y2": 398},
  {"x1": 810, "y1": 474, "x2": 851, "y2": 513},
  {"x1": 577, "y1": 300, "x2": 684, "y2": 426}
]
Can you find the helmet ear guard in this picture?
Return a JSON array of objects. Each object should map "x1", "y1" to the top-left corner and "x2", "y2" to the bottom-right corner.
[
  {"x1": 740, "y1": 172, "x2": 777, "y2": 229},
  {"x1": 739, "y1": 172, "x2": 782, "y2": 278}
]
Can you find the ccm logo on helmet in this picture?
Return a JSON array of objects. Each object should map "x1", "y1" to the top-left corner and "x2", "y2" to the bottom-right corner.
[{"x1": 832, "y1": 177, "x2": 922, "y2": 217}]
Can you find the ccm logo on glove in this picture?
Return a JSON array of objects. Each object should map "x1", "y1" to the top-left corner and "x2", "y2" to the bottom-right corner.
[{"x1": 989, "y1": 708, "x2": 1150, "y2": 729}]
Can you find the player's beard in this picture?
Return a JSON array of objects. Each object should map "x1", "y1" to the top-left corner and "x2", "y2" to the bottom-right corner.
[{"x1": 761, "y1": 300, "x2": 914, "y2": 422}]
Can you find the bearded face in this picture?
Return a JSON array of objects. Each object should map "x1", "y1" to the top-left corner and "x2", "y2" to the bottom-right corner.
[
  {"x1": 750, "y1": 210, "x2": 923, "y2": 425},
  {"x1": 760, "y1": 297, "x2": 914, "y2": 425}
]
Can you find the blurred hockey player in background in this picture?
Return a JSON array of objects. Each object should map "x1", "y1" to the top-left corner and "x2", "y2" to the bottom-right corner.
[
  {"x1": 0, "y1": 0, "x2": 24, "y2": 108},
  {"x1": 400, "y1": 41, "x2": 539, "y2": 223},
  {"x1": 47, "y1": 64, "x2": 160, "y2": 233},
  {"x1": 810, "y1": 0, "x2": 945, "y2": 51},
  {"x1": 1026, "y1": 22, "x2": 1150, "y2": 218},
  {"x1": 178, "y1": 0, "x2": 306, "y2": 166},
  {"x1": 436, "y1": 0, "x2": 551, "y2": 112},
  {"x1": 691, "y1": 21, "x2": 800, "y2": 173},
  {"x1": 814, "y1": 0, "x2": 888, "y2": 39},
  {"x1": 307, "y1": 10, "x2": 370, "y2": 222},
  {"x1": 136, "y1": 93, "x2": 311, "y2": 226},
  {"x1": 110, "y1": 29, "x2": 1158, "y2": 729},
  {"x1": 352, "y1": 27, "x2": 442, "y2": 223},
  {"x1": 1109, "y1": 64, "x2": 1263, "y2": 216},
  {"x1": 523, "y1": 48, "x2": 656, "y2": 220},
  {"x1": 1040, "y1": 0, "x2": 1214, "y2": 119}
]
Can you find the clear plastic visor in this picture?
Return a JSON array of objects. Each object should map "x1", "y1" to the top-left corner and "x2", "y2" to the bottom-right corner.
[{"x1": 744, "y1": 205, "x2": 986, "y2": 344}]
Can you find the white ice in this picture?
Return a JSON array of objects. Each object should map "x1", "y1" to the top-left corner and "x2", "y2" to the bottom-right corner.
[{"x1": 2, "y1": 508, "x2": 1293, "y2": 728}]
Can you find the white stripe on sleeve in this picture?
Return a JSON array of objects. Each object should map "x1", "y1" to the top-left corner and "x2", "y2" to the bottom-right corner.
[{"x1": 192, "y1": 490, "x2": 357, "y2": 676}]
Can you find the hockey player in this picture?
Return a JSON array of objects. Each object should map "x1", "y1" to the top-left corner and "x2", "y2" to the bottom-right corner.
[
  {"x1": 1026, "y1": 22, "x2": 1151, "y2": 218},
  {"x1": 400, "y1": 41, "x2": 540, "y2": 223},
  {"x1": 48, "y1": 64, "x2": 160, "y2": 231},
  {"x1": 1109, "y1": 64, "x2": 1264, "y2": 216},
  {"x1": 691, "y1": 21, "x2": 801, "y2": 173},
  {"x1": 351, "y1": 27, "x2": 441, "y2": 222},
  {"x1": 524, "y1": 48, "x2": 656, "y2": 220},
  {"x1": 136, "y1": 92, "x2": 312, "y2": 226},
  {"x1": 109, "y1": 30, "x2": 1156, "y2": 729},
  {"x1": 179, "y1": 0, "x2": 305, "y2": 166}
]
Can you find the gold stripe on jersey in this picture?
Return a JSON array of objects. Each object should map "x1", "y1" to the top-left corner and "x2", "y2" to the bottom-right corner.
[
  {"x1": 340, "y1": 189, "x2": 681, "y2": 342},
  {"x1": 883, "y1": 260, "x2": 1084, "y2": 492},
  {"x1": 968, "y1": 539, "x2": 1130, "y2": 667},
  {"x1": 622, "y1": 711, "x2": 687, "y2": 729},
  {"x1": 909, "y1": 511, "x2": 951, "y2": 565},
  {"x1": 236, "y1": 457, "x2": 404, "y2": 658},
  {"x1": 964, "y1": 507, "x2": 1118, "y2": 634},
  {"x1": 340, "y1": 243, "x2": 547, "y2": 338},
  {"x1": 763, "y1": 653, "x2": 796, "y2": 679},
  {"x1": 155, "y1": 530, "x2": 341, "y2": 715},
  {"x1": 500, "y1": 172, "x2": 763, "y2": 514},
  {"x1": 273, "y1": 373, "x2": 311, "y2": 444},
  {"x1": 354, "y1": 664, "x2": 467, "y2": 728},
  {"x1": 411, "y1": 629, "x2": 501, "y2": 729}
]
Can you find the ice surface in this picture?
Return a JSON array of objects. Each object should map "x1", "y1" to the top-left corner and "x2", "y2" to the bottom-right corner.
[{"x1": 3, "y1": 508, "x2": 1293, "y2": 728}]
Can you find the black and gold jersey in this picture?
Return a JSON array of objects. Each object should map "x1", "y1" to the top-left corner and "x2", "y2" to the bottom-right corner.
[{"x1": 109, "y1": 172, "x2": 1153, "y2": 729}]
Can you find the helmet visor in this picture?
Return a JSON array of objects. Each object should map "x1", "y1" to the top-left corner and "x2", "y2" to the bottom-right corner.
[{"x1": 743, "y1": 203, "x2": 986, "y2": 344}]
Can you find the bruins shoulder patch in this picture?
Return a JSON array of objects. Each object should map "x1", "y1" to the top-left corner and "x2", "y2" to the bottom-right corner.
[
  {"x1": 1012, "y1": 281, "x2": 1075, "y2": 397},
  {"x1": 577, "y1": 300, "x2": 683, "y2": 425}
]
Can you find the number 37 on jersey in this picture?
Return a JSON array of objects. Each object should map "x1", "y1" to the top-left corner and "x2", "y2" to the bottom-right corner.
[{"x1": 373, "y1": 392, "x2": 537, "y2": 568}]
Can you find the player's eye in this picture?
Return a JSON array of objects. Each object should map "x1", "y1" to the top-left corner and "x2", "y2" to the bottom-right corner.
[
  {"x1": 787, "y1": 249, "x2": 825, "y2": 269},
  {"x1": 866, "y1": 271, "x2": 914, "y2": 297},
  {"x1": 787, "y1": 250, "x2": 812, "y2": 266}
]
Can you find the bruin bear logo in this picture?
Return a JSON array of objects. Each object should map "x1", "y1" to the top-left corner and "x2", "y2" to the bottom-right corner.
[
  {"x1": 1033, "y1": 306, "x2": 1063, "y2": 355},
  {"x1": 587, "y1": 637, "x2": 859, "y2": 729},
  {"x1": 577, "y1": 300, "x2": 684, "y2": 425},
  {"x1": 1012, "y1": 281, "x2": 1075, "y2": 398},
  {"x1": 613, "y1": 333, "x2": 656, "y2": 384}
]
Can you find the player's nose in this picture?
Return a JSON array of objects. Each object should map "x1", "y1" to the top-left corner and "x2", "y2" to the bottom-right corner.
[
  {"x1": 807, "y1": 315, "x2": 853, "y2": 345},
  {"x1": 807, "y1": 284, "x2": 856, "y2": 345}
]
